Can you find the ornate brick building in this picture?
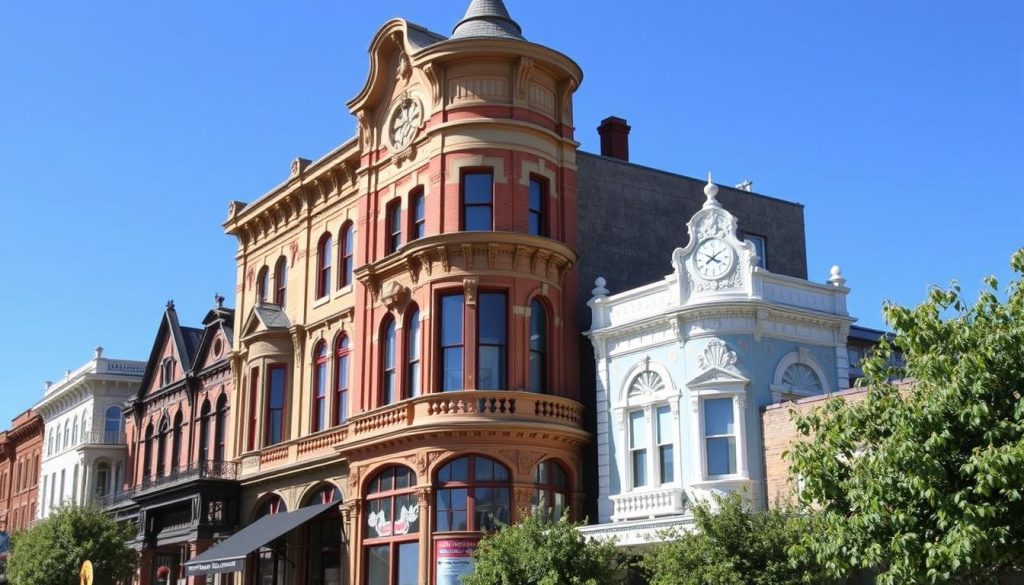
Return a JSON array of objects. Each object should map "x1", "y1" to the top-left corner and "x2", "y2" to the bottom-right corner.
[{"x1": 0, "y1": 409, "x2": 44, "y2": 536}]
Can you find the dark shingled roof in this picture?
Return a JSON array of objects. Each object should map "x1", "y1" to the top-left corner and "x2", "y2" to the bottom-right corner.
[{"x1": 451, "y1": 0, "x2": 524, "y2": 40}]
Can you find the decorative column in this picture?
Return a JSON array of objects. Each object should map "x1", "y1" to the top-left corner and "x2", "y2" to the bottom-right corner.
[{"x1": 416, "y1": 486, "x2": 432, "y2": 585}]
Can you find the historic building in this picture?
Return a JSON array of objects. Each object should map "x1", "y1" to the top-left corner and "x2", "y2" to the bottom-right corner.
[
  {"x1": 34, "y1": 348, "x2": 144, "y2": 519},
  {"x1": 0, "y1": 409, "x2": 44, "y2": 535},
  {"x1": 115, "y1": 299, "x2": 237, "y2": 585},
  {"x1": 579, "y1": 177, "x2": 855, "y2": 545}
]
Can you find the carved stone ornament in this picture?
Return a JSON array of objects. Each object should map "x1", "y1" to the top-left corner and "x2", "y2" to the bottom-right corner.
[
  {"x1": 697, "y1": 211, "x2": 732, "y2": 240},
  {"x1": 382, "y1": 282, "x2": 409, "y2": 312},
  {"x1": 464, "y1": 277, "x2": 479, "y2": 306},
  {"x1": 388, "y1": 94, "x2": 423, "y2": 152},
  {"x1": 698, "y1": 340, "x2": 737, "y2": 371}
]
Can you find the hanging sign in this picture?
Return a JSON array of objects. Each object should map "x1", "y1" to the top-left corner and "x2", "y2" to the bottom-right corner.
[{"x1": 435, "y1": 538, "x2": 478, "y2": 585}]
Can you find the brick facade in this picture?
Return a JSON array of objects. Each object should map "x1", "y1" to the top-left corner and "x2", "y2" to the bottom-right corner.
[{"x1": 0, "y1": 410, "x2": 44, "y2": 535}]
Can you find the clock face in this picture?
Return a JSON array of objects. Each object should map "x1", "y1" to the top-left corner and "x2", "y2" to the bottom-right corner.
[
  {"x1": 389, "y1": 98, "x2": 422, "y2": 151},
  {"x1": 694, "y1": 238, "x2": 735, "y2": 280}
]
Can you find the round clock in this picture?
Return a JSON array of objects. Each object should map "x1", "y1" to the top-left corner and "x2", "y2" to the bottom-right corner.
[
  {"x1": 694, "y1": 238, "x2": 735, "y2": 280},
  {"x1": 389, "y1": 98, "x2": 422, "y2": 151}
]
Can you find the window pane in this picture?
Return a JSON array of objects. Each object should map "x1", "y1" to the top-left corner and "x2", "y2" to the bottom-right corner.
[
  {"x1": 464, "y1": 206, "x2": 492, "y2": 231},
  {"x1": 397, "y1": 543, "x2": 419, "y2": 585},
  {"x1": 395, "y1": 494, "x2": 420, "y2": 535},
  {"x1": 529, "y1": 212, "x2": 541, "y2": 236},
  {"x1": 704, "y1": 398, "x2": 734, "y2": 436},
  {"x1": 660, "y1": 445, "x2": 674, "y2": 483},
  {"x1": 629, "y1": 411, "x2": 645, "y2": 448},
  {"x1": 477, "y1": 346, "x2": 505, "y2": 391},
  {"x1": 478, "y1": 294, "x2": 506, "y2": 344},
  {"x1": 706, "y1": 436, "x2": 737, "y2": 475},
  {"x1": 632, "y1": 450, "x2": 647, "y2": 488},
  {"x1": 443, "y1": 348, "x2": 463, "y2": 392},
  {"x1": 656, "y1": 405, "x2": 672, "y2": 443},
  {"x1": 474, "y1": 487, "x2": 510, "y2": 529},
  {"x1": 366, "y1": 545, "x2": 389, "y2": 585},
  {"x1": 441, "y1": 295, "x2": 464, "y2": 346},
  {"x1": 441, "y1": 457, "x2": 469, "y2": 482},
  {"x1": 529, "y1": 179, "x2": 543, "y2": 211},
  {"x1": 463, "y1": 173, "x2": 493, "y2": 203}
]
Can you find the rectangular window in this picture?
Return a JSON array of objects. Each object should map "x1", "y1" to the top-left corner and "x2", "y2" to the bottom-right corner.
[
  {"x1": 629, "y1": 410, "x2": 647, "y2": 488},
  {"x1": 366, "y1": 545, "x2": 389, "y2": 585},
  {"x1": 386, "y1": 200, "x2": 402, "y2": 255},
  {"x1": 461, "y1": 172, "x2": 493, "y2": 231},
  {"x1": 397, "y1": 542, "x2": 419, "y2": 585},
  {"x1": 477, "y1": 292, "x2": 507, "y2": 390},
  {"x1": 743, "y1": 234, "x2": 767, "y2": 269},
  {"x1": 440, "y1": 294, "x2": 465, "y2": 392},
  {"x1": 528, "y1": 177, "x2": 546, "y2": 236},
  {"x1": 410, "y1": 189, "x2": 425, "y2": 241},
  {"x1": 248, "y1": 368, "x2": 259, "y2": 451},
  {"x1": 656, "y1": 405, "x2": 674, "y2": 484},
  {"x1": 265, "y1": 365, "x2": 287, "y2": 446},
  {"x1": 704, "y1": 398, "x2": 737, "y2": 476}
]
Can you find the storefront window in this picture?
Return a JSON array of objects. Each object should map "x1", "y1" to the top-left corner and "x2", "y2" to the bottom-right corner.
[
  {"x1": 304, "y1": 485, "x2": 343, "y2": 585},
  {"x1": 364, "y1": 466, "x2": 419, "y2": 585},
  {"x1": 435, "y1": 455, "x2": 510, "y2": 532},
  {"x1": 531, "y1": 460, "x2": 569, "y2": 521},
  {"x1": 255, "y1": 496, "x2": 288, "y2": 585}
]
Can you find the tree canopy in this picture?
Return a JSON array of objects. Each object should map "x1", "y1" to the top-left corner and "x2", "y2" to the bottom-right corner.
[
  {"x1": 6, "y1": 506, "x2": 138, "y2": 585},
  {"x1": 640, "y1": 492, "x2": 830, "y2": 585},
  {"x1": 789, "y1": 249, "x2": 1024, "y2": 583},
  {"x1": 463, "y1": 512, "x2": 625, "y2": 585}
]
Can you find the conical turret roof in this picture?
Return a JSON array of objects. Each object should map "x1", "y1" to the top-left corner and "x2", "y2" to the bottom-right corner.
[{"x1": 451, "y1": 0, "x2": 525, "y2": 40}]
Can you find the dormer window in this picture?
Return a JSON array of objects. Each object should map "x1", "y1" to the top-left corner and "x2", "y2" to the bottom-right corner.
[{"x1": 160, "y1": 359, "x2": 174, "y2": 386}]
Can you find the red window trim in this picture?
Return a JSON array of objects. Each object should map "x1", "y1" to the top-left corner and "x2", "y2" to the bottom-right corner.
[
  {"x1": 385, "y1": 199, "x2": 402, "y2": 255},
  {"x1": 333, "y1": 334, "x2": 350, "y2": 426},
  {"x1": 316, "y1": 233, "x2": 333, "y2": 299},
  {"x1": 408, "y1": 187, "x2": 426, "y2": 242},
  {"x1": 274, "y1": 257, "x2": 288, "y2": 306},
  {"x1": 312, "y1": 342, "x2": 329, "y2": 433},
  {"x1": 339, "y1": 221, "x2": 355, "y2": 288}
]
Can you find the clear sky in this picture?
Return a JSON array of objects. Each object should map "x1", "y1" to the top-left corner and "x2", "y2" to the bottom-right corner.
[{"x1": 0, "y1": 1, "x2": 1021, "y2": 425}]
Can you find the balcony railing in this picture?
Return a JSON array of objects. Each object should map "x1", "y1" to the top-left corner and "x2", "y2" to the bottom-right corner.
[
  {"x1": 610, "y1": 486, "x2": 687, "y2": 521},
  {"x1": 97, "y1": 488, "x2": 135, "y2": 509},
  {"x1": 85, "y1": 431, "x2": 126, "y2": 446},
  {"x1": 139, "y1": 460, "x2": 239, "y2": 493}
]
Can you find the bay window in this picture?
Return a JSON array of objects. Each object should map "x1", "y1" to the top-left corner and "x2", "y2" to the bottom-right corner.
[
  {"x1": 531, "y1": 460, "x2": 569, "y2": 521},
  {"x1": 629, "y1": 411, "x2": 646, "y2": 488},
  {"x1": 265, "y1": 365, "x2": 286, "y2": 446},
  {"x1": 656, "y1": 405, "x2": 674, "y2": 484},
  {"x1": 704, "y1": 397, "x2": 737, "y2": 476},
  {"x1": 440, "y1": 294, "x2": 464, "y2": 392},
  {"x1": 528, "y1": 299, "x2": 547, "y2": 393},
  {"x1": 461, "y1": 171, "x2": 493, "y2": 231},
  {"x1": 477, "y1": 292, "x2": 507, "y2": 390},
  {"x1": 406, "y1": 307, "x2": 421, "y2": 398},
  {"x1": 435, "y1": 455, "x2": 510, "y2": 532}
]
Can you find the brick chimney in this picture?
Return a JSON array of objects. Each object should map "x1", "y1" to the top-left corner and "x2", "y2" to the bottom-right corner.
[{"x1": 598, "y1": 116, "x2": 631, "y2": 161}]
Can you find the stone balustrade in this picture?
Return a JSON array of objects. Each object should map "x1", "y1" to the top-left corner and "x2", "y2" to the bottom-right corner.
[{"x1": 610, "y1": 486, "x2": 687, "y2": 521}]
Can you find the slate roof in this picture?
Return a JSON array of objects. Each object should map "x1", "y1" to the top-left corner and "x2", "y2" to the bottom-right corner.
[
  {"x1": 253, "y1": 304, "x2": 292, "y2": 330},
  {"x1": 451, "y1": 0, "x2": 524, "y2": 40}
]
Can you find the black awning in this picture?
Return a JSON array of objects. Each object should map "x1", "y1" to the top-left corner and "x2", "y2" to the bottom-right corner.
[{"x1": 184, "y1": 501, "x2": 336, "y2": 576}]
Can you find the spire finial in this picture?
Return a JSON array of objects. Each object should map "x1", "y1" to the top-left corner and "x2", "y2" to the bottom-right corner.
[
  {"x1": 703, "y1": 172, "x2": 720, "y2": 207},
  {"x1": 452, "y1": 0, "x2": 525, "y2": 40}
]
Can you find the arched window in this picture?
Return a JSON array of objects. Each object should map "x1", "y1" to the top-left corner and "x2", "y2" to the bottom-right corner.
[
  {"x1": 170, "y1": 411, "x2": 183, "y2": 473},
  {"x1": 274, "y1": 256, "x2": 288, "y2": 306},
  {"x1": 95, "y1": 462, "x2": 111, "y2": 499},
  {"x1": 405, "y1": 307, "x2": 421, "y2": 399},
  {"x1": 312, "y1": 342, "x2": 329, "y2": 433},
  {"x1": 364, "y1": 466, "x2": 419, "y2": 585},
  {"x1": 303, "y1": 484, "x2": 344, "y2": 584},
  {"x1": 255, "y1": 495, "x2": 289, "y2": 585},
  {"x1": 782, "y1": 363, "x2": 823, "y2": 394},
  {"x1": 382, "y1": 317, "x2": 397, "y2": 405},
  {"x1": 385, "y1": 199, "x2": 402, "y2": 255},
  {"x1": 334, "y1": 334, "x2": 350, "y2": 425},
  {"x1": 214, "y1": 394, "x2": 228, "y2": 463},
  {"x1": 317, "y1": 232, "x2": 333, "y2": 299},
  {"x1": 532, "y1": 460, "x2": 569, "y2": 521},
  {"x1": 529, "y1": 299, "x2": 548, "y2": 393},
  {"x1": 142, "y1": 423, "x2": 154, "y2": 479},
  {"x1": 257, "y1": 266, "x2": 270, "y2": 303},
  {"x1": 435, "y1": 455, "x2": 510, "y2": 532},
  {"x1": 104, "y1": 406, "x2": 122, "y2": 443},
  {"x1": 63, "y1": 420, "x2": 70, "y2": 449},
  {"x1": 156, "y1": 417, "x2": 169, "y2": 477},
  {"x1": 198, "y1": 400, "x2": 211, "y2": 463},
  {"x1": 340, "y1": 222, "x2": 354, "y2": 288},
  {"x1": 72, "y1": 416, "x2": 79, "y2": 446}
]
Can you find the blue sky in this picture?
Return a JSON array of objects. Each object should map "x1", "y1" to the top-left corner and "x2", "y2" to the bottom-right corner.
[{"x1": 0, "y1": 1, "x2": 1021, "y2": 425}]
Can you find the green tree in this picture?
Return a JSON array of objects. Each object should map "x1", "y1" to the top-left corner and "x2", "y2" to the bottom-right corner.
[
  {"x1": 463, "y1": 513, "x2": 625, "y2": 585},
  {"x1": 640, "y1": 492, "x2": 830, "y2": 585},
  {"x1": 789, "y1": 249, "x2": 1024, "y2": 583},
  {"x1": 7, "y1": 505, "x2": 138, "y2": 585}
]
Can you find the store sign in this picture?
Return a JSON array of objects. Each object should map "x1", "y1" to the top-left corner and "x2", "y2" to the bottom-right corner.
[
  {"x1": 435, "y1": 538, "x2": 478, "y2": 585},
  {"x1": 367, "y1": 502, "x2": 420, "y2": 538}
]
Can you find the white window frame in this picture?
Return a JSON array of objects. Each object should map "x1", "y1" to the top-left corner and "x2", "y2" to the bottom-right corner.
[
  {"x1": 701, "y1": 395, "x2": 739, "y2": 479},
  {"x1": 770, "y1": 347, "x2": 831, "y2": 403},
  {"x1": 613, "y1": 361, "x2": 681, "y2": 493}
]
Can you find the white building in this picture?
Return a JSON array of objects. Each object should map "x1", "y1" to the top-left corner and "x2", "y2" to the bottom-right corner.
[
  {"x1": 581, "y1": 176, "x2": 854, "y2": 545},
  {"x1": 35, "y1": 347, "x2": 144, "y2": 517}
]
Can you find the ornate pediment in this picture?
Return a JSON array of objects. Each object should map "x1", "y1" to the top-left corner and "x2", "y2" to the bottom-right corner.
[{"x1": 687, "y1": 366, "x2": 749, "y2": 388}]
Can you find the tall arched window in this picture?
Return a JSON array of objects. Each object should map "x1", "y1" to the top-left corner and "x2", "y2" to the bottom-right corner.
[
  {"x1": 274, "y1": 256, "x2": 288, "y2": 306},
  {"x1": 382, "y1": 317, "x2": 397, "y2": 405},
  {"x1": 256, "y1": 266, "x2": 270, "y2": 302},
  {"x1": 334, "y1": 334, "x2": 350, "y2": 426},
  {"x1": 532, "y1": 460, "x2": 569, "y2": 520},
  {"x1": 364, "y1": 466, "x2": 419, "y2": 585},
  {"x1": 317, "y1": 232, "x2": 333, "y2": 299},
  {"x1": 104, "y1": 406, "x2": 122, "y2": 443},
  {"x1": 142, "y1": 423, "x2": 154, "y2": 479},
  {"x1": 405, "y1": 307, "x2": 421, "y2": 399},
  {"x1": 303, "y1": 484, "x2": 344, "y2": 584},
  {"x1": 170, "y1": 411, "x2": 183, "y2": 473},
  {"x1": 63, "y1": 420, "x2": 70, "y2": 449},
  {"x1": 435, "y1": 455, "x2": 510, "y2": 532},
  {"x1": 255, "y1": 495, "x2": 289, "y2": 585},
  {"x1": 312, "y1": 342, "x2": 328, "y2": 433},
  {"x1": 72, "y1": 416, "x2": 79, "y2": 446},
  {"x1": 340, "y1": 222, "x2": 354, "y2": 288},
  {"x1": 529, "y1": 299, "x2": 548, "y2": 393},
  {"x1": 198, "y1": 400, "x2": 211, "y2": 463},
  {"x1": 214, "y1": 394, "x2": 228, "y2": 463},
  {"x1": 156, "y1": 417, "x2": 169, "y2": 477}
]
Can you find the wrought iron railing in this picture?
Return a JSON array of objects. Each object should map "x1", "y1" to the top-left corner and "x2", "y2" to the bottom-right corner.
[
  {"x1": 98, "y1": 460, "x2": 239, "y2": 507},
  {"x1": 84, "y1": 430, "x2": 126, "y2": 445}
]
